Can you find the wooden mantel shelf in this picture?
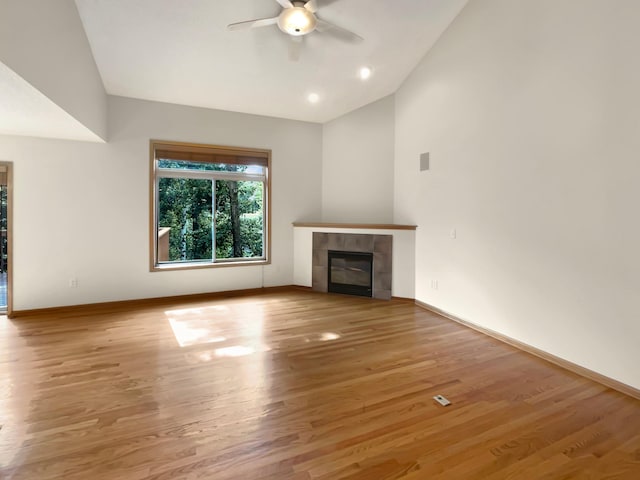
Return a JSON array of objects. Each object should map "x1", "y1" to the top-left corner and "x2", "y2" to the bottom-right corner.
[{"x1": 293, "y1": 222, "x2": 417, "y2": 231}]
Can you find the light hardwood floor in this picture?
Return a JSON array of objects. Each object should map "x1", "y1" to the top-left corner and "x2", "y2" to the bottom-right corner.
[{"x1": 1, "y1": 290, "x2": 639, "y2": 479}]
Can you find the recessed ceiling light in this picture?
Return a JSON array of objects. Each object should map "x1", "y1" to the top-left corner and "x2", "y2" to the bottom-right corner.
[
  {"x1": 359, "y1": 66, "x2": 372, "y2": 80},
  {"x1": 308, "y1": 93, "x2": 320, "y2": 104}
]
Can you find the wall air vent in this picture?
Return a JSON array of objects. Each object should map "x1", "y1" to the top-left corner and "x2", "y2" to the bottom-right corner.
[{"x1": 420, "y1": 152, "x2": 430, "y2": 171}]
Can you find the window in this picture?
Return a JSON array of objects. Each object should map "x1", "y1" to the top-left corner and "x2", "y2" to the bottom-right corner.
[{"x1": 150, "y1": 141, "x2": 270, "y2": 270}]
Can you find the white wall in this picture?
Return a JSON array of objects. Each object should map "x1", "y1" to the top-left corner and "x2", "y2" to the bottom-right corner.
[
  {"x1": 394, "y1": 0, "x2": 640, "y2": 389},
  {"x1": 1, "y1": 95, "x2": 322, "y2": 310},
  {"x1": 322, "y1": 95, "x2": 395, "y2": 223},
  {"x1": 0, "y1": 0, "x2": 107, "y2": 140}
]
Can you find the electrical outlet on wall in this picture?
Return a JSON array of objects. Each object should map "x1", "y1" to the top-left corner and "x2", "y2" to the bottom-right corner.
[
  {"x1": 431, "y1": 279, "x2": 438, "y2": 290},
  {"x1": 69, "y1": 278, "x2": 78, "y2": 288}
]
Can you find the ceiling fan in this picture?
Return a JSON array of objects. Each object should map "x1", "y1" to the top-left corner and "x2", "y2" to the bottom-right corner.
[{"x1": 227, "y1": 0, "x2": 363, "y2": 61}]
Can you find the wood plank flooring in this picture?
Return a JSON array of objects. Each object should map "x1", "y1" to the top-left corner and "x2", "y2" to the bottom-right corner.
[{"x1": 1, "y1": 290, "x2": 639, "y2": 479}]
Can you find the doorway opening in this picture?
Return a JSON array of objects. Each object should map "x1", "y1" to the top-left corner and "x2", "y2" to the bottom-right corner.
[{"x1": 0, "y1": 163, "x2": 12, "y2": 315}]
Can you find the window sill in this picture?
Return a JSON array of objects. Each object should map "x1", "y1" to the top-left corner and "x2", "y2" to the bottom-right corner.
[{"x1": 151, "y1": 259, "x2": 269, "y2": 272}]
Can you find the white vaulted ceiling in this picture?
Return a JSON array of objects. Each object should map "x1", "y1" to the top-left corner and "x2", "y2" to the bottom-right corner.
[{"x1": 75, "y1": 0, "x2": 468, "y2": 123}]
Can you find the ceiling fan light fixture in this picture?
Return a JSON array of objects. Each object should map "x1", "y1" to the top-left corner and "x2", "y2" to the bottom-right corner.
[{"x1": 278, "y1": 7, "x2": 317, "y2": 36}]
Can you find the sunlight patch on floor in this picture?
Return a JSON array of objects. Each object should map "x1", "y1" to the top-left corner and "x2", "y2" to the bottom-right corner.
[
  {"x1": 165, "y1": 302, "x2": 265, "y2": 348},
  {"x1": 320, "y1": 332, "x2": 341, "y2": 341},
  {"x1": 167, "y1": 318, "x2": 227, "y2": 348},
  {"x1": 214, "y1": 344, "x2": 271, "y2": 358}
]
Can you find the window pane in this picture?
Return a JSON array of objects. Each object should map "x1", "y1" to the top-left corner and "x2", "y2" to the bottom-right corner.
[
  {"x1": 215, "y1": 180, "x2": 264, "y2": 259},
  {"x1": 158, "y1": 178, "x2": 213, "y2": 262},
  {"x1": 158, "y1": 159, "x2": 264, "y2": 174}
]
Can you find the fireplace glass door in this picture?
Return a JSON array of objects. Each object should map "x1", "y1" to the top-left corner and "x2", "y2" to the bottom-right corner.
[{"x1": 328, "y1": 250, "x2": 373, "y2": 297}]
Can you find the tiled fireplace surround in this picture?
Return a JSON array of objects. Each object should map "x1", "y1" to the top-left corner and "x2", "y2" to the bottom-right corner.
[{"x1": 312, "y1": 232, "x2": 393, "y2": 300}]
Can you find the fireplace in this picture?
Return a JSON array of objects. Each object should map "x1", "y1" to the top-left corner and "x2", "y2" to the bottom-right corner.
[
  {"x1": 312, "y1": 232, "x2": 392, "y2": 300},
  {"x1": 328, "y1": 250, "x2": 373, "y2": 297}
]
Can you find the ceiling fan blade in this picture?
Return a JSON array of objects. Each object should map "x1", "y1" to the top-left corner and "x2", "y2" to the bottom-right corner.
[
  {"x1": 227, "y1": 17, "x2": 279, "y2": 31},
  {"x1": 289, "y1": 36, "x2": 303, "y2": 62},
  {"x1": 304, "y1": 0, "x2": 319, "y2": 13},
  {"x1": 315, "y1": 18, "x2": 364, "y2": 43},
  {"x1": 274, "y1": 0, "x2": 294, "y2": 8}
]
